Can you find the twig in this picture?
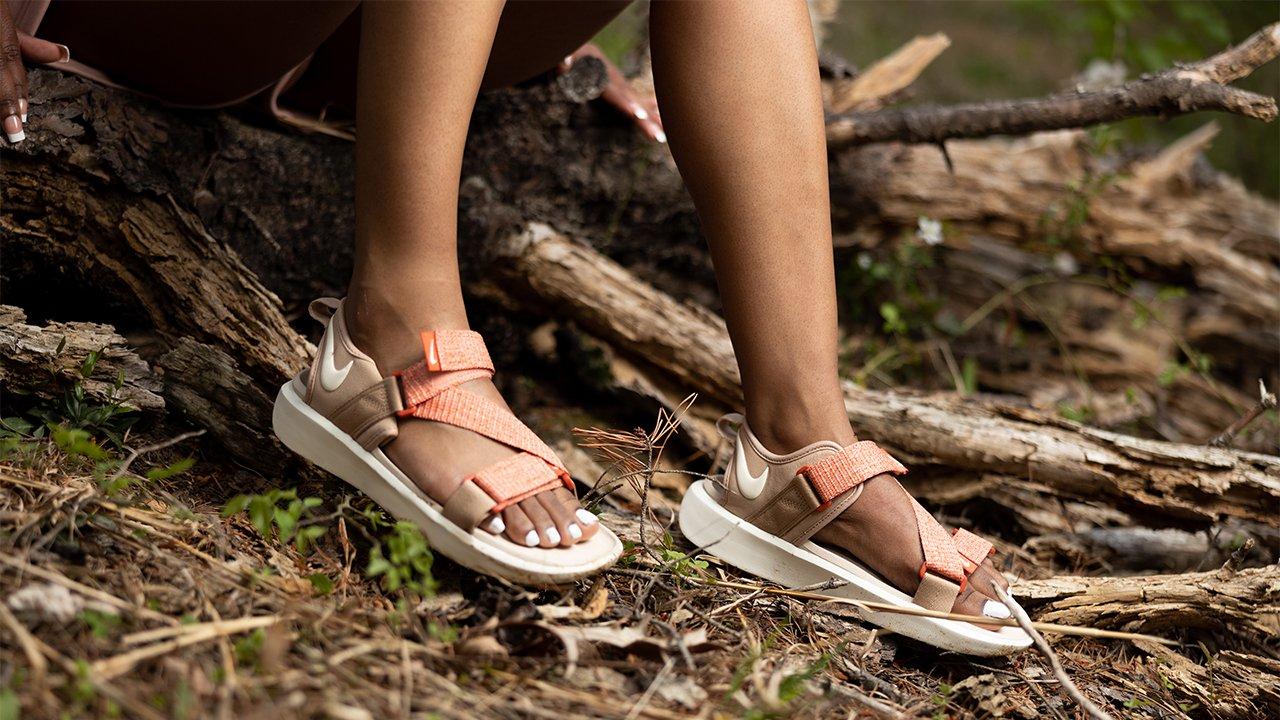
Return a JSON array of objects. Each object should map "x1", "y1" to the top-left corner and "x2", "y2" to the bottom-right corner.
[
  {"x1": 1217, "y1": 537, "x2": 1256, "y2": 579},
  {"x1": 95, "y1": 615, "x2": 282, "y2": 680},
  {"x1": 994, "y1": 585, "x2": 1114, "y2": 720},
  {"x1": 109, "y1": 429, "x2": 206, "y2": 481},
  {"x1": 0, "y1": 602, "x2": 47, "y2": 687},
  {"x1": 695, "y1": 576, "x2": 1177, "y2": 646},
  {"x1": 1209, "y1": 379, "x2": 1277, "y2": 447},
  {"x1": 624, "y1": 656, "x2": 675, "y2": 720},
  {"x1": 0, "y1": 550, "x2": 177, "y2": 624}
]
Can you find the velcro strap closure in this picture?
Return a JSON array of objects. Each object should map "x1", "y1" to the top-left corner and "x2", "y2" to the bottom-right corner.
[
  {"x1": 798, "y1": 441, "x2": 907, "y2": 506},
  {"x1": 420, "y1": 330, "x2": 494, "y2": 373},
  {"x1": 471, "y1": 453, "x2": 572, "y2": 514},
  {"x1": 952, "y1": 528, "x2": 995, "y2": 572}
]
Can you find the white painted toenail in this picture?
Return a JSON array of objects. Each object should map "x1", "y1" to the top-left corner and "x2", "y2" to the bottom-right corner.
[
  {"x1": 487, "y1": 516, "x2": 505, "y2": 534},
  {"x1": 524, "y1": 530, "x2": 539, "y2": 547},
  {"x1": 567, "y1": 523, "x2": 582, "y2": 540},
  {"x1": 575, "y1": 509, "x2": 597, "y2": 525},
  {"x1": 545, "y1": 527, "x2": 561, "y2": 545},
  {"x1": 983, "y1": 600, "x2": 1011, "y2": 619}
]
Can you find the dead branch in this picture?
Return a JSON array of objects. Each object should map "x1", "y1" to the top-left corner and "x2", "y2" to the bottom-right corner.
[
  {"x1": 1013, "y1": 564, "x2": 1280, "y2": 637},
  {"x1": 827, "y1": 23, "x2": 1280, "y2": 148},
  {"x1": 1211, "y1": 380, "x2": 1278, "y2": 447}
]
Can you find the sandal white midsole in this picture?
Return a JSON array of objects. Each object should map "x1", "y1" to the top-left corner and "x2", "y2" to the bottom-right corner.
[
  {"x1": 272, "y1": 381, "x2": 621, "y2": 585},
  {"x1": 678, "y1": 480, "x2": 1031, "y2": 656}
]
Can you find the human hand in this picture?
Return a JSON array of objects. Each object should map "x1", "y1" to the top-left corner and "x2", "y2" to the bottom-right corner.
[
  {"x1": 560, "y1": 43, "x2": 665, "y2": 144},
  {"x1": 1, "y1": 1, "x2": 71, "y2": 144}
]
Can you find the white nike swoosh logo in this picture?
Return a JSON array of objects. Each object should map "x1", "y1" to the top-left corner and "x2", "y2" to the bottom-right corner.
[
  {"x1": 318, "y1": 328, "x2": 353, "y2": 392},
  {"x1": 733, "y1": 436, "x2": 769, "y2": 500}
]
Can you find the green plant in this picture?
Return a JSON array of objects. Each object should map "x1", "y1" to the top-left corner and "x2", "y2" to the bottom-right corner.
[
  {"x1": 78, "y1": 609, "x2": 122, "y2": 639},
  {"x1": 365, "y1": 520, "x2": 439, "y2": 597},
  {"x1": 223, "y1": 489, "x2": 327, "y2": 554}
]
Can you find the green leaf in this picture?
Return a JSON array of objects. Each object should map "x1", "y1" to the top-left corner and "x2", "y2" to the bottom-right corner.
[
  {"x1": 145, "y1": 457, "x2": 195, "y2": 481},
  {"x1": 306, "y1": 573, "x2": 333, "y2": 595},
  {"x1": 222, "y1": 495, "x2": 251, "y2": 517}
]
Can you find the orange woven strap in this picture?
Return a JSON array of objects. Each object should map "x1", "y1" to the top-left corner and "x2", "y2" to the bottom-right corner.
[
  {"x1": 395, "y1": 329, "x2": 572, "y2": 515},
  {"x1": 952, "y1": 528, "x2": 995, "y2": 573},
  {"x1": 913, "y1": 498, "x2": 966, "y2": 584},
  {"x1": 397, "y1": 330, "x2": 495, "y2": 407},
  {"x1": 420, "y1": 330, "x2": 494, "y2": 373},
  {"x1": 798, "y1": 441, "x2": 907, "y2": 506},
  {"x1": 471, "y1": 453, "x2": 568, "y2": 514},
  {"x1": 800, "y1": 442, "x2": 965, "y2": 585}
]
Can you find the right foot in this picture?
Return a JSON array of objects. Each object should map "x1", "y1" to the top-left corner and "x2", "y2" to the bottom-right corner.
[
  {"x1": 340, "y1": 300, "x2": 599, "y2": 549},
  {"x1": 273, "y1": 297, "x2": 620, "y2": 584}
]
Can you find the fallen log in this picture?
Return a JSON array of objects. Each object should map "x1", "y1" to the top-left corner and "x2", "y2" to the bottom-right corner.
[
  {"x1": 485, "y1": 223, "x2": 1280, "y2": 529},
  {"x1": 1013, "y1": 564, "x2": 1280, "y2": 639},
  {"x1": 0, "y1": 305, "x2": 163, "y2": 414}
]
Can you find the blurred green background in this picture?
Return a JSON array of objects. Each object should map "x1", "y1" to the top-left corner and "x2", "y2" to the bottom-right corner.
[{"x1": 827, "y1": 0, "x2": 1280, "y2": 196}]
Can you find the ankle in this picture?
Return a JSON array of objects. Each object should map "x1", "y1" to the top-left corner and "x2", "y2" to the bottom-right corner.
[
  {"x1": 345, "y1": 277, "x2": 470, "y2": 372},
  {"x1": 746, "y1": 397, "x2": 856, "y2": 454}
]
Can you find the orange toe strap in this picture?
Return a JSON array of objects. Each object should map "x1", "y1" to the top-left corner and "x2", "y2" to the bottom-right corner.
[
  {"x1": 472, "y1": 453, "x2": 570, "y2": 514},
  {"x1": 952, "y1": 528, "x2": 996, "y2": 574}
]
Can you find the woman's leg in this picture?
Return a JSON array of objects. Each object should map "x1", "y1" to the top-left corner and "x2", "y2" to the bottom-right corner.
[
  {"x1": 347, "y1": 1, "x2": 628, "y2": 549},
  {"x1": 648, "y1": 0, "x2": 1009, "y2": 616}
]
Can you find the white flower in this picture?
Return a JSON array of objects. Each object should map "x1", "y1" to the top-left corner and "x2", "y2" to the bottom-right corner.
[
  {"x1": 856, "y1": 252, "x2": 874, "y2": 270},
  {"x1": 917, "y1": 217, "x2": 944, "y2": 246}
]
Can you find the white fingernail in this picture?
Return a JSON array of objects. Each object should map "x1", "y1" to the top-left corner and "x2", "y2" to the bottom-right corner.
[
  {"x1": 487, "y1": 515, "x2": 505, "y2": 534},
  {"x1": 20, "y1": 114, "x2": 27, "y2": 123},
  {"x1": 545, "y1": 527, "x2": 561, "y2": 545},
  {"x1": 524, "y1": 530, "x2": 539, "y2": 547},
  {"x1": 983, "y1": 600, "x2": 1011, "y2": 619},
  {"x1": 6, "y1": 130, "x2": 24, "y2": 143},
  {"x1": 655, "y1": 130, "x2": 667, "y2": 144},
  {"x1": 567, "y1": 523, "x2": 582, "y2": 540},
  {"x1": 575, "y1": 509, "x2": 597, "y2": 526},
  {"x1": 634, "y1": 107, "x2": 649, "y2": 120}
]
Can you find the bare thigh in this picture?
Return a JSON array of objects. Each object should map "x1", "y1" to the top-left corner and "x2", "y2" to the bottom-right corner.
[{"x1": 38, "y1": 0, "x2": 631, "y2": 109}]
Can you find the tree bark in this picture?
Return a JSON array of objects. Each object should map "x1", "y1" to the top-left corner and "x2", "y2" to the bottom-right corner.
[{"x1": 0, "y1": 305, "x2": 163, "y2": 414}]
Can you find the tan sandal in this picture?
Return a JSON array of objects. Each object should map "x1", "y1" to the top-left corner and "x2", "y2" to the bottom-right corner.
[
  {"x1": 272, "y1": 298, "x2": 621, "y2": 585},
  {"x1": 679, "y1": 414, "x2": 1031, "y2": 655}
]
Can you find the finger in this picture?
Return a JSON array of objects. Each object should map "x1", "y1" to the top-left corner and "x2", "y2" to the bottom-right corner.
[
  {"x1": 19, "y1": 34, "x2": 68, "y2": 65},
  {"x1": 1, "y1": 12, "x2": 24, "y2": 140}
]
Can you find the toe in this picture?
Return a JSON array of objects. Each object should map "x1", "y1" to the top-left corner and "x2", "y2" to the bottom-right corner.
[
  {"x1": 971, "y1": 558, "x2": 1010, "y2": 593},
  {"x1": 537, "y1": 490, "x2": 580, "y2": 547},
  {"x1": 481, "y1": 513, "x2": 506, "y2": 536},
  {"x1": 519, "y1": 497, "x2": 560, "y2": 548},
  {"x1": 952, "y1": 586, "x2": 1005, "y2": 632},
  {"x1": 551, "y1": 487, "x2": 600, "y2": 543},
  {"x1": 502, "y1": 505, "x2": 539, "y2": 548}
]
